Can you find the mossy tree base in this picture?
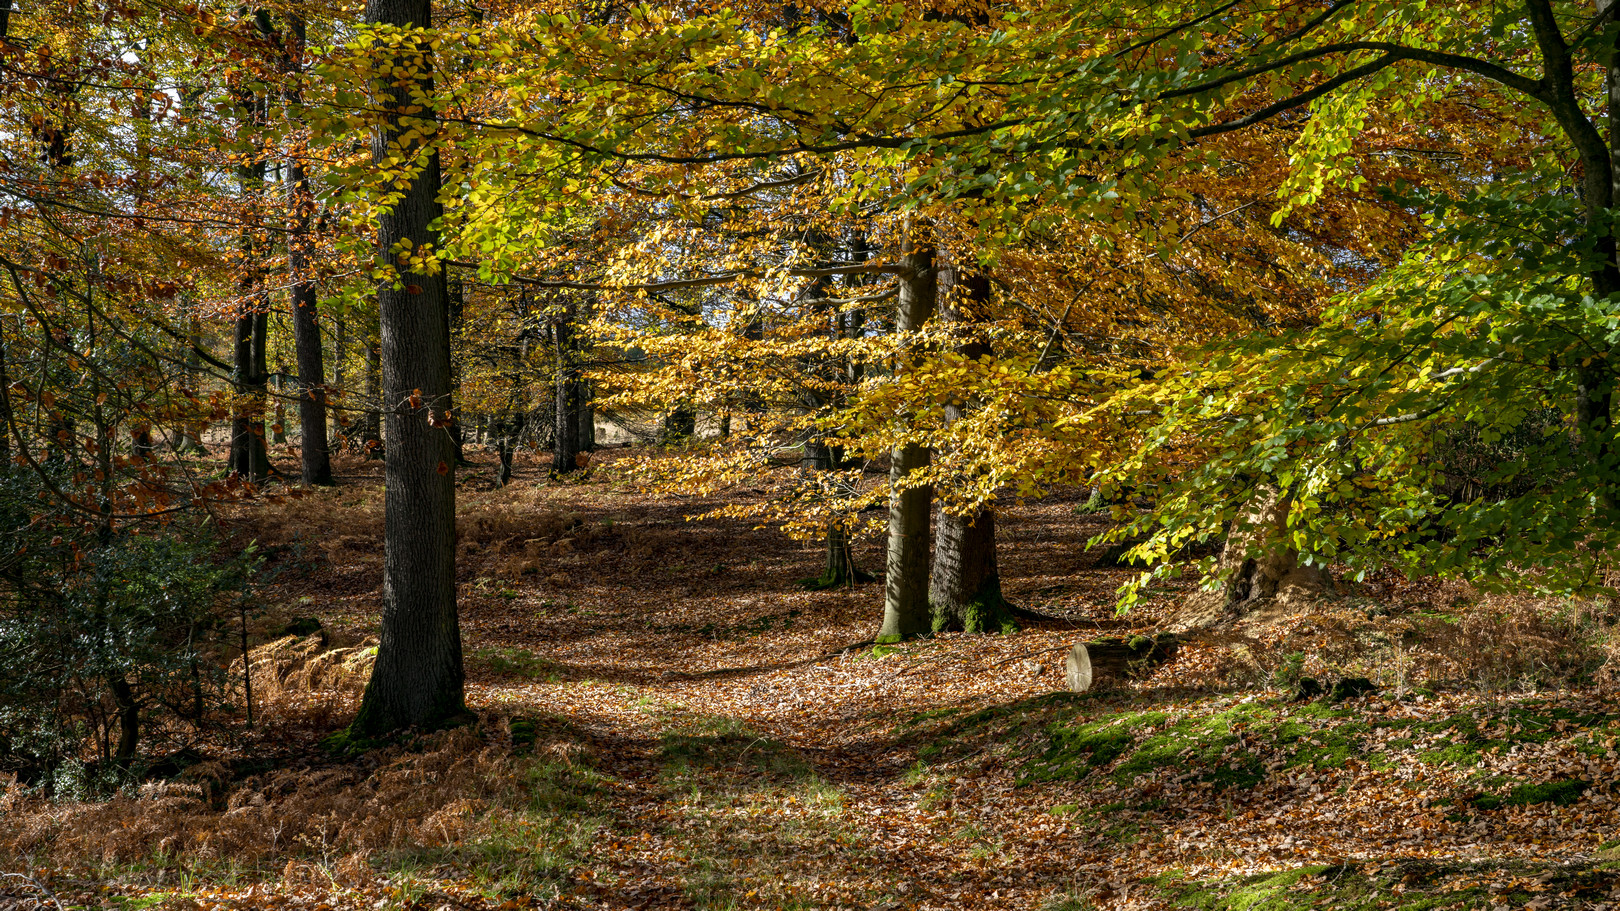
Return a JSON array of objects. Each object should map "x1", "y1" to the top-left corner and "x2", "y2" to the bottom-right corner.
[{"x1": 932, "y1": 580, "x2": 1019, "y2": 635}]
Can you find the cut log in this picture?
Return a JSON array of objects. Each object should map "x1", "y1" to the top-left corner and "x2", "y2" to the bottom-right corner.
[
  {"x1": 1064, "y1": 645, "x2": 1092, "y2": 692},
  {"x1": 1066, "y1": 633, "x2": 1181, "y2": 690}
]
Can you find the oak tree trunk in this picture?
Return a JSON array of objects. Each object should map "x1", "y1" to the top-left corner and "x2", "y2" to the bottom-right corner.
[{"x1": 349, "y1": 0, "x2": 466, "y2": 736}]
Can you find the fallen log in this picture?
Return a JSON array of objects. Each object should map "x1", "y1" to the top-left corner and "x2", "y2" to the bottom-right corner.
[{"x1": 1065, "y1": 632, "x2": 1182, "y2": 692}]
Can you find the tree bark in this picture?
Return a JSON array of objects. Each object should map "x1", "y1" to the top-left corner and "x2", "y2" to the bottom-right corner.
[
  {"x1": 1176, "y1": 488, "x2": 1333, "y2": 630},
  {"x1": 927, "y1": 266, "x2": 1015, "y2": 633},
  {"x1": 349, "y1": 0, "x2": 466, "y2": 736},
  {"x1": 285, "y1": 14, "x2": 333, "y2": 486},
  {"x1": 230, "y1": 75, "x2": 271, "y2": 482},
  {"x1": 879, "y1": 242, "x2": 936, "y2": 642},
  {"x1": 801, "y1": 440, "x2": 871, "y2": 589},
  {"x1": 552, "y1": 301, "x2": 583, "y2": 474}
]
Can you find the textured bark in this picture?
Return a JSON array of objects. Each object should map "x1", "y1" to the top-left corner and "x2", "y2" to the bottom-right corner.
[
  {"x1": 879, "y1": 243, "x2": 936, "y2": 642},
  {"x1": 285, "y1": 15, "x2": 333, "y2": 486},
  {"x1": 800, "y1": 440, "x2": 871, "y2": 589},
  {"x1": 578, "y1": 378, "x2": 596, "y2": 452},
  {"x1": 349, "y1": 0, "x2": 466, "y2": 736},
  {"x1": 109, "y1": 677, "x2": 139, "y2": 762},
  {"x1": 229, "y1": 310, "x2": 270, "y2": 480},
  {"x1": 447, "y1": 277, "x2": 467, "y2": 463},
  {"x1": 931, "y1": 506, "x2": 1013, "y2": 633},
  {"x1": 926, "y1": 266, "x2": 1014, "y2": 634}
]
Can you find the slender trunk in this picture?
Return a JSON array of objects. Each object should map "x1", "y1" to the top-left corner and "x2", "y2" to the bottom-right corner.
[
  {"x1": 349, "y1": 0, "x2": 466, "y2": 735},
  {"x1": 109, "y1": 677, "x2": 139, "y2": 762},
  {"x1": 362, "y1": 337, "x2": 382, "y2": 456},
  {"x1": 879, "y1": 242, "x2": 936, "y2": 642},
  {"x1": 927, "y1": 265, "x2": 1014, "y2": 633},
  {"x1": 271, "y1": 374, "x2": 287, "y2": 444},
  {"x1": 332, "y1": 311, "x2": 349, "y2": 446},
  {"x1": 552, "y1": 303, "x2": 582, "y2": 473},
  {"x1": 230, "y1": 76, "x2": 270, "y2": 481},
  {"x1": 448, "y1": 276, "x2": 466, "y2": 463},
  {"x1": 286, "y1": 15, "x2": 333, "y2": 485}
]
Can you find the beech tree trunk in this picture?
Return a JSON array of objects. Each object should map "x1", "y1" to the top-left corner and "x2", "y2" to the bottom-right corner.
[
  {"x1": 361, "y1": 338, "x2": 382, "y2": 456},
  {"x1": 1177, "y1": 488, "x2": 1334, "y2": 629},
  {"x1": 349, "y1": 0, "x2": 466, "y2": 736},
  {"x1": 552, "y1": 302, "x2": 583, "y2": 474},
  {"x1": 879, "y1": 242, "x2": 936, "y2": 642},
  {"x1": 801, "y1": 440, "x2": 870, "y2": 589},
  {"x1": 331, "y1": 311, "x2": 348, "y2": 446},
  {"x1": 285, "y1": 15, "x2": 333, "y2": 486},
  {"x1": 927, "y1": 266, "x2": 1015, "y2": 633},
  {"x1": 229, "y1": 74, "x2": 270, "y2": 482}
]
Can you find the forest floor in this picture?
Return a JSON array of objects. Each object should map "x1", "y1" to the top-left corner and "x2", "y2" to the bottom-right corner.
[{"x1": 4, "y1": 448, "x2": 1620, "y2": 911}]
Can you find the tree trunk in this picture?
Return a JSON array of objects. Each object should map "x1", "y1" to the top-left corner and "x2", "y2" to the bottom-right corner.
[
  {"x1": 927, "y1": 266, "x2": 1014, "y2": 633},
  {"x1": 230, "y1": 311, "x2": 270, "y2": 480},
  {"x1": 879, "y1": 242, "x2": 936, "y2": 642},
  {"x1": 801, "y1": 440, "x2": 870, "y2": 589},
  {"x1": 447, "y1": 276, "x2": 467, "y2": 464},
  {"x1": 331, "y1": 310, "x2": 349, "y2": 447},
  {"x1": 349, "y1": 0, "x2": 466, "y2": 737},
  {"x1": 109, "y1": 676, "x2": 139, "y2": 763},
  {"x1": 1175, "y1": 489, "x2": 1334, "y2": 630},
  {"x1": 552, "y1": 304, "x2": 583, "y2": 474},
  {"x1": 175, "y1": 315, "x2": 206, "y2": 454},
  {"x1": 663, "y1": 404, "x2": 695, "y2": 440},
  {"x1": 361, "y1": 337, "x2": 382, "y2": 457},
  {"x1": 494, "y1": 412, "x2": 524, "y2": 487},
  {"x1": 578, "y1": 378, "x2": 596, "y2": 452},
  {"x1": 931, "y1": 506, "x2": 1013, "y2": 633},
  {"x1": 229, "y1": 43, "x2": 271, "y2": 482},
  {"x1": 285, "y1": 15, "x2": 333, "y2": 486}
]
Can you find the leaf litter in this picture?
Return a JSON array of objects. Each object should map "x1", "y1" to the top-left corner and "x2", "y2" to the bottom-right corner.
[{"x1": 2, "y1": 450, "x2": 1618, "y2": 910}]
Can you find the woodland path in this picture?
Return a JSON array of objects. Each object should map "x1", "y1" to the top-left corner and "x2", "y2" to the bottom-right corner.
[{"x1": 177, "y1": 450, "x2": 1620, "y2": 911}]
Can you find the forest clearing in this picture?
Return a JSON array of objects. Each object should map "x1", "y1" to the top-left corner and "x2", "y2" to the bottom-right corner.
[
  {"x1": 10, "y1": 0, "x2": 1620, "y2": 908},
  {"x1": 6, "y1": 449, "x2": 1619, "y2": 911}
]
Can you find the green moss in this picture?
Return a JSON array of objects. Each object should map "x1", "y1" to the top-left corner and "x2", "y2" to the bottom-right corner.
[
  {"x1": 1111, "y1": 704, "x2": 1271, "y2": 790},
  {"x1": 1470, "y1": 778, "x2": 1589, "y2": 810},
  {"x1": 1025, "y1": 711, "x2": 1168, "y2": 782},
  {"x1": 510, "y1": 718, "x2": 538, "y2": 749},
  {"x1": 1160, "y1": 860, "x2": 1619, "y2": 910},
  {"x1": 1156, "y1": 864, "x2": 1484, "y2": 910}
]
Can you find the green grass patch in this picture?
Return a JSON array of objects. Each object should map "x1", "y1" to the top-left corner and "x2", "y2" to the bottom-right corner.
[
  {"x1": 660, "y1": 717, "x2": 815, "y2": 783},
  {"x1": 1155, "y1": 858, "x2": 1619, "y2": 911},
  {"x1": 470, "y1": 647, "x2": 559, "y2": 681}
]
